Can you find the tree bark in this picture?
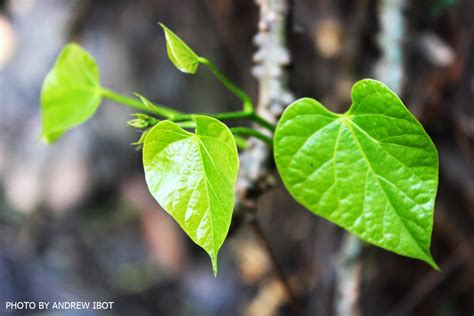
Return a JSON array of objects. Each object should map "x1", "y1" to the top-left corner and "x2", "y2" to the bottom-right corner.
[{"x1": 233, "y1": 0, "x2": 305, "y2": 315}]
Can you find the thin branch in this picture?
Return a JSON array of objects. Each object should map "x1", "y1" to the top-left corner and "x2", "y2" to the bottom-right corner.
[
  {"x1": 250, "y1": 217, "x2": 307, "y2": 316},
  {"x1": 171, "y1": 111, "x2": 276, "y2": 132},
  {"x1": 199, "y1": 57, "x2": 254, "y2": 113},
  {"x1": 102, "y1": 87, "x2": 276, "y2": 132},
  {"x1": 335, "y1": 234, "x2": 363, "y2": 316},
  {"x1": 101, "y1": 88, "x2": 160, "y2": 114},
  {"x1": 232, "y1": 0, "x2": 302, "y2": 314},
  {"x1": 235, "y1": 0, "x2": 293, "y2": 203},
  {"x1": 230, "y1": 127, "x2": 273, "y2": 147},
  {"x1": 388, "y1": 239, "x2": 472, "y2": 316}
]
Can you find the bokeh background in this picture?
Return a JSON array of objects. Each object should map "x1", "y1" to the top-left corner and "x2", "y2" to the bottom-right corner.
[{"x1": 0, "y1": 0, "x2": 473, "y2": 315}]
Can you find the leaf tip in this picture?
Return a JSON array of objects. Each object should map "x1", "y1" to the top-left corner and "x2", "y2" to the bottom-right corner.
[
  {"x1": 158, "y1": 23, "x2": 199, "y2": 74},
  {"x1": 211, "y1": 254, "x2": 218, "y2": 277},
  {"x1": 40, "y1": 130, "x2": 62, "y2": 144},
  {"x1": 133, "y1": 92, "x2": 146, "y2": 102},
  {"x1": 424, "y1": 253, "x2": 441, "y2": 271},
  {"x1": 158, "y1": 22, "x2": 172, "y2": 38},
  {"x1": 40, "y1": 134, "x2": 53, "y2": 144}
]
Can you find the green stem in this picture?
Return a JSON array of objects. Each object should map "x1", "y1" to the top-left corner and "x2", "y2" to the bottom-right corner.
[
  {"x1": 233, "y1": 135, "x2": 249, "y2": 150},
  {"x1": 100, "y1": 88, "x2": 178, "y2": 118},
  {"x1": 199, "y1": 57, "x2": 254, "y2": 113},
  {"x1": 101, "y1": 88, "x2": 151, "y2": 112},
  {"x1": 171, "y1": 111, "x2": 275, "y2": 132},
  {"x1": 100, "y1": 88, "x2": 276, "y2": 132},
  {"x1": 230, "y1": 127, "x2": 273, "y2": 147},
  {"x1": 249, "y1": 112, "x2": 276, "y2": 132}
]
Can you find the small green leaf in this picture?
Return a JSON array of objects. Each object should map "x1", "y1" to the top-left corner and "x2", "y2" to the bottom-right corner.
[
  {"x1": 127, "y1": 118, "x2": 149, "y2": 129},
  {"x1": 159, "y1": 23, "x2": 200, "y2": 74},
  {"x1": 131, "y1": 113, "x2": 158, "y2": 122},
  {"x1": 143, "y1": 115, "x2": 239, "y2": 275},
  {"x1": 135, "y1": 93, "x2": 181, "y2": 118},
  {"x1": 127, "y1": 113, "x2": 158, "y2": 129},
  {"x1": 274, "y1": 79, "x2": 439, "y2": 269},
  {"x1": 41, "y1": 43, "x2": 102, "y2": 143}
]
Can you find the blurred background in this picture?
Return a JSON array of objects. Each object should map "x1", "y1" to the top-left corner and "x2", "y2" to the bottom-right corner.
[{"x1": 0, "y1": 0, "x2": 473, "y2": 315}]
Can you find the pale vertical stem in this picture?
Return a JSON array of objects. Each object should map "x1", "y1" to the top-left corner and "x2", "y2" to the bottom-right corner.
[
  {"x1": 335, "y1": 234, "x2": 363, "y2": 316},
  {"x1": 252, "y1": 0, "x2": 294, "y2": 120},
  {"x1": 374, "y1": 0, "x2": 406, "y2": 93},
  {"x1": 335, "y1": 1, "x2": 406, "y2": 315},
  {"x1": 236, "y1": 0, "x2": 294, "y2": 200},
  {"x1": 234, "y1": 0, "x2": 302, "y2": 314}
]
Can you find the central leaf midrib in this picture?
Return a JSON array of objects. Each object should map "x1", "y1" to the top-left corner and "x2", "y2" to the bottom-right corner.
[
  {"x1": 71, "y1": 53, "x2": 99, "y2": 87},
  {"x1": 344, "y1": 120, "x2": 429, "y2": 258},
  {"x1": 288, "y1": 118, "x2": 340, "y2": 158},
  {"x1": 349, "y1": 119, "x2": 427, "y2": 186},
  {"x1": 196, "y1": 138, "x2": 218, "y2": 257}
]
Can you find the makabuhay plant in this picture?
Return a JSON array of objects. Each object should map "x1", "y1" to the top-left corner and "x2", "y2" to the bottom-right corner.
[{"x1": 40, "y1": 23, "x2": 439, "y2": 276}]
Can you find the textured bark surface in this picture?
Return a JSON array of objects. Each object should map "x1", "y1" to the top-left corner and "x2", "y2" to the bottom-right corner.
[
  {"x1": 335, "y1": 1, "x2": 406, "y2": 315},
  {"x1": 236, "y1": 0, "x2": 293, "y2": 209}
]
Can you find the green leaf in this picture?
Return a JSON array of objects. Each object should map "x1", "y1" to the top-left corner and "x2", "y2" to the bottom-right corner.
[
  {"x1": 159, "y1": 23, "x2": 200, "y2": 74},
  {"x1": 143, "y1": 115, "x2": 239, "y2": 275},
  {"x1": 274, "y1": 79, "x2": 439, "y2": 269},
  {"x1": 41, "y1": 43, "x2": 102, "y2": 143}
]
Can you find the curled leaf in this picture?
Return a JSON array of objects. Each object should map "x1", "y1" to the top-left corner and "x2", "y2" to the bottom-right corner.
[{"x1": 159, "y1": 23, "x2": 200, "y2": 74}]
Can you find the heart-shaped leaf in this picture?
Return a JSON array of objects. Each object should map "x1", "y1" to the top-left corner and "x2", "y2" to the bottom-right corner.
[
  {"x1": 274, "y1": 79, "x2": 439, "y2": 269},
  {"x1": 143, "y1": 115, "x2": 239, "y2": 275},
  {"x1": 41, "y1": 43, "x2": 102, "y2": 143},
  {"x1": 159, "y1": 23, "x2": 200, "y2": 74}
]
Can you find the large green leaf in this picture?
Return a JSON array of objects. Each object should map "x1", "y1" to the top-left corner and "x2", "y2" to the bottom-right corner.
[
  {"x1": 159, "y1": 23, "x2": 200, "y2": 74},
  {"x1": 143, "y1": 115, "x2": 239, "y2": 275},
  {"x1": 41, "y1": 43, "x2": 102, "y2": 143},
  {"x1": 274, "y1": 79, "x2": 439, "y2": 269}
]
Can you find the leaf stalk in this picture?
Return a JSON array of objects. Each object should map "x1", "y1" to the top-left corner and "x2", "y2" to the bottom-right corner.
[{"x1": 230, "y1": 127, "x2": 273, "y2": 147}]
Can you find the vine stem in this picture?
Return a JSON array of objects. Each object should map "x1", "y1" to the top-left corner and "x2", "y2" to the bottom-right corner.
[
  {"x1": 199, "y1": 57, "x2": 254, "y2": 113},
  {"x1": 230, "y1": 127, "x2": 273, "y2": 147},
  {"x1": 232, "y1": 0, "x2": 300, "y2": 314},
  {"x1": 171, "y1": 111, "x2": 276, "y2": 132},
  {"x1": 100, "y1": 88, "x2": 153, "y2": 113},
  {"x1": 250, "y1": 217, "x2": 307, "y2": 316},
  {"x1": 101, "y1": 87, "x2": 275, "y2": 133}
]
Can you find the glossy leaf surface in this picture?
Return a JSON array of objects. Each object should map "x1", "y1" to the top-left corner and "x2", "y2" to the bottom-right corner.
[
  {"x1": 41, "y1": 43, "x2": 101, "y2": 143},
  {"x1": 274, "y1": 79, "x2": 439, "y2": 268},
  {"x1": 159, "y1": 23, "x2": 200, "y2": 74},
  {"x1": 143, "y1": 116, "x2": 239, "y2": 274}
]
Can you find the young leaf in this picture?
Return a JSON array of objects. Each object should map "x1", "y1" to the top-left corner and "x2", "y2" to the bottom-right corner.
[
  {"x1": 274, "y1": 79, "x2": 439, "y2": 269},
  {"x1": 143, "y1": 115, "x2": 239, "y2": 275},
  {"x1": 41, "y1": 43, "x2": 102, "y2": 143},
  {"x1": 135, "y1": 93, "x2": 181, "y2": 118},
  {"x1": 127, "y1": 113, "x2": 158, "y2": 129},
  {"x1": 159, "y1": 23, "x2": 200, "y2": 74}
]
